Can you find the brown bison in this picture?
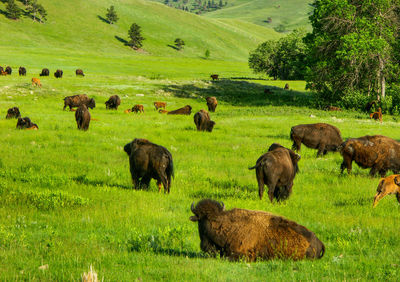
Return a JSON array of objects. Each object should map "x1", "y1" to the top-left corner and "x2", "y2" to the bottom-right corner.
[
  {"x1": 340, "y1": 135, "x2": 400, "y2": 177},
  {"x1": 75, "y1": 104, "x2": 91, "y2": 131},
  {"x1": 40, "y1": 68, "x2": 49, "y2": 76},
  {"x1": 16, "y1": 117, "x2": 38, "y2": 130},
  {"x1": 167, "y1": 105, "x2": 192, "y2": 115},
  {"x1": 284, "y1": 83, "x2": 289, "y2": 90},
  {"x1": 132, "y1": 104, "x2": 144, "y2": 113},
  {"x1": 54, "y1": 69, "x2": 63, "y2": 78},
  {"x1": 75, "y1": 69, "x2": 85, "y2": 76},
  {"x1": 194, "y1": 110, "x2": 215, "y2": 132},
  {"x1": 290, "y1": 123, "x2": 343, "y2": 157},
  {"x1": 105, "y1": 95, "x2": 121, "y2": 110},
  {"x1": 124, "y1": 138, "x2": 174, "y2": 193},
  {"x1": 325, "y1": 105, "x2": 341, "y2": 111},
  {"x1": 19, "y1": 67, "x2": 26, "y2": 76},
  {"x1": 370, "y1": 108, "x2": 382, "y2": 123},
  {"x1": 190, "y1": 199, "x2": 325, "y2": 261},
  {"x1": 210, "y1": 74, "x2": 219, "y2": 80},
  {"x1": 154, "y1": 101, "x2": 166, "y2": 110},
  {"x1": 31, "y1": 78, "x2": 42, "y2": 87},
  {"x1": 63, "y1": 94, "x2": 96, "y2": 111},
  {"x1": 373, "y1": 175, "x2": 400, "y2": 207},
  {"x1": 365, "y1": 100, "x2": 377, "y2": 112},
  {"x1": 6, "y1": 107, "x2": 21, "y2": 119},
  {"x1": 249, "y1": 143, "x2": 300, "y2": 202},
  {"x1": 206, "y1": 97, "x2": 217, "y2": 112},
  {"x1": 5, "y1": 66, "x2": 12, "y2": 75}
]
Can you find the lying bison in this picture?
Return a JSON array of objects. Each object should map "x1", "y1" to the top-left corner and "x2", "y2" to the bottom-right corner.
[
  {"x1": 340, "y1": 135, "x2": 400, "y2": 177},
  {"x1": 290, "y1": 123, "x2": 343, "y2": 157},
  {"x1": 76, "y1": 69, "x2": 85, "y2": 76},
  {"x1": 5, "y1": 66, "x2": 12, "y2": 75},
  {"x1": 105, "y1": 95, "x2": 121, "y2": 110},
  {"x1": 54, "y1": 69, "x2": 63, "y2": 78},
  {"x1": 206, "y1": 97, "x2": 217, "y2": 112},
  {"x1": 63, "y1": 94, "x2": 96, "y2": 111},
  {"x1": 190, "y1": 199, "x2": 325, "y2": 261},
  {"x1": 75, "y1": 104, "x2": 91, "y2": 131},
  {"x1": 249, "y1": 143, "x2": 300, "y2": 202},
  {"x1": 167, "y1": 105, "x2": 192, "y2": 115},
  {"x1": 373, "y1": 175, "x2": 400, "y2": 207},
  {"x1": 16, "y1": 117, "x2": 38, "y2": 130},
  {"x1": 194, "y1": 110, "x2": 215, "y2": 132},
  {"x1": 124, "y1": 138, "x2": 174, "y2": 193},
  {"x1": 40, "y1": 68, "x2": 49, "y2": 76},
  {"x1": 19, "y1": 66, "x2": 26, "y2": 76},
  {"x1": 6, "y1": 107, "x2": 21, "y2": 119}
]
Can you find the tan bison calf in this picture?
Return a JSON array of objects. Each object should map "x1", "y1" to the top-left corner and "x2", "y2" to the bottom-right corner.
[
  {"x1": 167, "y1": 105, "x2": 192, "y2": 115},
  {"x1": 154, "y1": 101, "x2": 166, "y2": 110},
  {"x1": 194, "y1": 110, "x2": 215, "y2": 132},
  {"x1": 16, "y1": 117, "x2": 38, "y2": 130},
  {"x1": 370, "y1": 108, "x2": 382, "y2": 123},
  {"x1": 31, "y1": 78, "x2": 42, "y2": 87},
  {"x1": 75, "y1": 104, "x2": 91, "y2": 131},
  {"x1": 210, "y1": 74, "x2": 219, "y2": 80},
  {"x1": 132, "y1": 104, "x2": 144, "y2": 113},
  {"x1": 206, "y1": 97, "x2": 217, "y2": 112},
  {"x1": 190, "y1": 199, "x2": 325, "y2": 261},
  {"x1": 373, "y1": 175, "x2": 400, "y2": 207}
]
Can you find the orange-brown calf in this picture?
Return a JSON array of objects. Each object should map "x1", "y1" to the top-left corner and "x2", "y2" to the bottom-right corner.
[
  {"x1": 154, "y1": 101, "x2": 166, "y2": 110},
  {"x1": 132, "y1": 104, "x2": 144, "y2": 113},
  {"x1": 370, "y1": 108, "x2": 382, "y2": 123},
  {"x1": 124, "y1": 109, "x2": 132, "y2": 114},
  {"x1": 373, "y1": 174, "x2": 400, "y2": 207},
  {"x1": 31, "y1": 78, "x2": 42, "y2": 87}
]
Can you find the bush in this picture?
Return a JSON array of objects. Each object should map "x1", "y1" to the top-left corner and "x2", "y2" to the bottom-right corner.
[{"x1": 339, "y1": 90, "x2": 369, "y2": 111}]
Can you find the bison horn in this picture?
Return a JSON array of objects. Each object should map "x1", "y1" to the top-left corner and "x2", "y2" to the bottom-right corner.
[
  {"x1": 220, "y1": 201, "x2": 225, "y2": 211},
  {"x1": 191, "y1": 202, "x2": 195, "y2": 213}
]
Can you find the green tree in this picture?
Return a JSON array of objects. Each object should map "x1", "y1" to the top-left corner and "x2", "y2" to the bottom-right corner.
[
  {"x1": 174, "y1": 38, "x2": 185, "y2": 50},
  {"x1": 6, "y1": 0, "x2": 21, "y2": 20},
  {"x1": 128, "y1": 23, "x2": 145, "y2": 49},
  {"x1": 106, "y1": 5, "x2": 119, "y2": 24},
  {"x1": 26, "y1": 0, "x2": 47, "y2": 23},
  {"x1": 205, "y1": 49, "x2": 210, "y2": 59}
]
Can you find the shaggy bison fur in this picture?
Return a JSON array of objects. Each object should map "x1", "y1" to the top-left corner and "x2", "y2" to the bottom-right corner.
[
  {"x1": 19, "y1": 67, "x2": 26, "y2": 76},
  {"x1": 54, "y1": 69, "x2": 63, "y2": 78},
  {"x1": 206, "y1": 97, "x2": 217, "y2": 112},
  {"x1": 63, "y1": 94, "x2": 96, "y2": 111},
  {"x1": 16, "y1": 117, "x2": 38, "y2": 130},
  {"x1": 105, "y1": 95, "x2": 121, "y2": 110},
  {"x1": 6, "y1": 107, "x2": 21, "y2": 119},
  {"x1": 167, "y1": 105, "x2": 192, "y2": 115},
  {"x1": 154, "y1": 101, "x2": 166, "y2": 110},
  {"x1": 190, "y1": 199, "x2": 325, "y2": 261},
  {"x1": 290, "y1": 123, "x2": 343, "y2": 157},
  {"x1": 373, "y1": 175, "x2": 400, "y2": 207},
  {"x1": 194, "y1": 110, "x2": 215, "y2": 132},
  {"x1": 124, "y1": 138, "x2": 174, "y2": 193},
  {"x1": 5, "y1": 66, "x2": 12, "y2": 75},
  {"x1": 40, "y1": 68, "x2": 49, "y2": 76},
  {"x1": 75, "y1": 69, "x2": 85, "y2": 76},
  {"x1": 75, "y1": 104, "x2": 91, "y2": 131},
  {"x1": 249, "y1": 143, "x2": 300, "y2": 202}
]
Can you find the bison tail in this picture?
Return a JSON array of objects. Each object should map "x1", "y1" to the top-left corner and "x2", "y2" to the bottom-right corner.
[
  {"x1": 248, "y1": 165, "x2": 257, "y2": 170},
  {"x1": 167, "y1": 153, "x2": 174, "y2": 179},
  {"x1": 290, "y1": 127, "x2": 294, "y2": 141}
]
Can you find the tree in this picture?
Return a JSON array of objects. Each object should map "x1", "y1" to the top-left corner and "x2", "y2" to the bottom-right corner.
[
  {"x1": 6, "y1": 0, "x2": 21, "y2": 20},
  {"x1": 127, "y1": 23, "x2": 145, "y2": 49},
  {"x1": 106, "y1": 5, "x2": 119, "y2": 24},
  {"x1": 26, "y1": 0, "x2": 47, "y2": 23},
  {"x1": 205, "y1": 49, "x2": 210, "y2": 59},
  {"x1": 174, "y1": 38, "x2": 185, "y2": 50}
]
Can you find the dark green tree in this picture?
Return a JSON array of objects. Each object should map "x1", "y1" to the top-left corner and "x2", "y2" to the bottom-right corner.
[
  {"x1": 106, "y1": 5, "x2": 119, "y2": 24},
  {"x1": 26, "y1": 0, "x2": 47, "y2": 23},
  {"x1": 127, "y1": 23, "x2": 145, "y2": 49},
  {"x1": 174, "y1": 38, "x2": 185, "y2": 50},
  {"x1": 205, "y1": 49, "x2": 210, "y2": 59},
  {"x1": 6, "y1": 0, "x2": 21, "y2": 20}
]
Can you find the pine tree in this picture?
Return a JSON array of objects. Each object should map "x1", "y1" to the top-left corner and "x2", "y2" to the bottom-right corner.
[
  {"x1": 6, "y1": 0, "x2": 21, "y2": 20},
  {"x1": 26, "y1": 0, "x2": 47, "y2": 23},
  {"x1": 174, "y1": 38, "x2": 185, "y2": 50},
  {"x1": 205, "y1": 49, "x2": 210, "y2": 59},
  {"x1": 127, "y1": 23, "x2": 145, "y2": 50},
  {"x1": 106, "y1": 5, "x2": 119, "y2": 24}
]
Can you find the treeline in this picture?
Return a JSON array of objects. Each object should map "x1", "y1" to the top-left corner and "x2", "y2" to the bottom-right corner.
[
  {"x1": 4, "y1": 0, "x2": 47, "y2": 22},
  {"x1": 163, "y1": 0, "x2": 227, "y2": 14}
]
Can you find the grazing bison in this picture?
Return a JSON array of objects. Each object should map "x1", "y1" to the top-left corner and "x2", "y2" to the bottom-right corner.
[
  {"x1": 124, "y1": 138, "x2": 174, "y2": 193},
  {"x1": 40, "y1": 68, "x2": 50, "y2": 76},
  {"x1": 75, "y1": 104, "x2": 91, "y2": 131},
  {"x1": 5, "y1": 66, "x2": 12, "y2": 75},
  {"x1": 210, "y1": 74, "x2": 219, "y2": 80},
  {"x1": 16, "y1": 117, "x2": 38, "y2": 130},
  {"x1": 194, "y1": 110, "x2": 215, "y2": 132},
  {"x1": 105, "y1": 95, "x2": 121, "y2": 110},
  {"x1": 370, "y1": 108, "x2": 382, "y2": 123},
  {"x1": 6, "y1": 107, "x2": 21, "y2": 119},
  {"x1": 19, "y1": 67, "x2": 26, "y2": 76},
  {"x1": 132, "y1": 104, "x2": 144, "y2": 113},
  {"x1": 206, "y1": 97, "x2": 217, "y2": 112},
  {"x1": 63, "y1": 94, "x2": 96, "y2": 111},
  {"x1": 249, "y1": 143, "x2": 300, "y2": 202},
  {"x1": 190, "y1": 199, "x2": 325, "y2": 261},
  {"x1": 290, "y1": 123, "x2": 343, "y2": 157},
  {"x1": 75, "y1": 69, "x2": 85, "y2": 76},
  {"x1": 154, "y1": 101, "x2": 166, "y2": 110},
  {"x1": 340, "y1": 135, "x2": 400, "y2": 177},
  {"x1": 373, "y1": 175, "x2": 400, "y2": 207},
  {"x1": 284, "y1": 83, "x2": 289, "y2": 90},
  {"x1": 31, "y1": 78, "x2": 42, "y2": 87},
  {"x1": 54, "y1": 69, "x2": 63, "y2": 78},
  {"x1": 167, "y1": 105, "x2": 192, "y2": 115}
]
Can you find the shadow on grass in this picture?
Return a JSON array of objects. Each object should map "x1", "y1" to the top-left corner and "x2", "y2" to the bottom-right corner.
[
  {"x1": 334, "y1": 197, "x2": 371, "y2": 207},
  {"x1": 97, "y1": 15, "x2": 110, "y2": 24},
  {"x1": 167, "y1": 44, "x2": 179, "y2": 51},
  {"x1": 115, "y1": 35, "x2": 128, "y2": 46},
  {"x1": 72, "y1": 175, "x2": 131, "y2": 189}
]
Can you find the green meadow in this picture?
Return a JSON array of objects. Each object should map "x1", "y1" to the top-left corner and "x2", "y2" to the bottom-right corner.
[{"x1": 0, "y1": 0, "x2": 399, "y2": 280}]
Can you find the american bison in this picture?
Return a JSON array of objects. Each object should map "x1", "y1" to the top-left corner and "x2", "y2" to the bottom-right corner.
[
  {"x1": 206, "y1": 97, "x2": 217, "y2": 112},
  {"x1": 124, "y1": 138, "x2": 174, "y2": 193},
  {"x1": 63, "y1": 94, "x2": 96, "y2": 111},
  {"x1": 154, "y1": 101, "x2": 166, "y2": 110},
  {"x1": 132, "y1": 104, "x2": 144, "y2": 113},
  {"x1": 31, "y1": 78, "x2": 42, "y2": 87},
  {"x1": 75, "y1": 69, "x2": 85, "y2": 76},
  {"x1": 167, "y1": 105, "x2": 192, "y2": 115},
  {"x1": 0, "y1": 70, "x2": 6, "y2": 76},
  {"x1": 54, "y1": 69, "x2": 63, "y2": 78},
  {"x1": 19, "y1": 67, "x2": 26, "y2": 76},
  {"x1": 190, "y1": 199, "x2": 325, "y2": 261},
  {"x1": 16, "y1": 117, "x2": 38, "y2": 130},
  {"x1": 210, "y1": 74, "x2": 219, "y2": 80},
  {"x1": 124, "y1": 109, "x2": 132, "y2": 113},
  {"x1": 249, "y1": 143, "x2": 300, "y2": 202},
  {"x1": 370, "y1": 108, "x2": 382, "y2": 123},
  {"x1": 325, "y1": 105, "x2": 341, "y2": 111},
  {"x1": 284, "y1": 83, "x2": 289, "y2": 90},
  {"x1": 365, "y1": 100, "x2": 377, "y2": 112},
  {"x1": 194, "y1": 110, "x2": 215, "y2": 132},
  {"x1": 5, "y1": 66, "x2": 12, "y2": 75},
  {"x1": 6, "y1": 107, "x2": 21, "y2": 119},
  {"x1": 373, "y1": 175, "x2": 400, "y2": 207},
  {"x1": 340, "y1": 135, "x2": 400, "y2": 177},
  {"x1": 158, "y1": 109, "x2": 169, "y2": 114},
  {"x1": 290, "y1": 123, "x2": 343, "y2": 157},
  {"x1": 40, "y1": 68, "x2": 49, "y2": 76},
  {"x1": 0, "y1": 66, "x2": 3, "y2": 73},
  {"x1": 75, "y1": 104, "x2": 91, "y2": 131},
  {"x1": 105, "y1": 95, "x2": 121, "y2": 110}
]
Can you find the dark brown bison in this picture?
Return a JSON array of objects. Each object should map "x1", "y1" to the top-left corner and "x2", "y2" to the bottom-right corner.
[
  {"x1": 167, "y1": 105, "x2": 192, "y2": 115},
  {"x1": 284, "y1": 83, "x2": 289, "y2": 90},
  {"x1": 40, "y1": 68, "x2": 49, "y2": 76},
  {"x1": 194, "y1": 110, "x2": 215, "y2": 132},
  {"x1": 16, "y1": 117, "x2": 38, "y2": 130},
  {"x1": 370, "y1": 108, "x2": 382, "y2": 123},
  {"x1": 206, "y1": 97, "x2": 217, "y2": 112},
  {"x1": 132, "y1": 104, "x2": 144, "y2": 113},
  {"x1": 63, "y1": 94, "x2": 96, "y2": 111},
  {"x1": 5, "y1": 66, "x2": 12, "y2": 75},
  {"x1": 290, "y1": 123, "x2": 343, "y2": 157},
  {"x1": 75, "y1": 69, "x2": 85, "y2": 76},
  {"x1": 154, "y1": 101, "x2": 166, "y2": 110},
  {"x1": 249, "y1": 143, "x2": 300, "y2": 202},
  {"x1": 105, "y1": 95, "x2": 121, "y2": 110},
  {"x1": 340, "y1": 135, "x2": 400, "y2": 177},
  {"x1": 19, "y1": 67, "x2": 26, "y2": 76},
  {"x1": 31, "y1": 78, "x2": 42, "y2": 87},
  {"x1": 124, "y1": 138, "x2": 174, "y2": 193},
  {"x1": 75, "y1": 104, "x2": 91, "y2": 131},
  {"x1": 54, "y1": 69, "x2": 63, "y2": 78},
  {"x1": 373, "y1": 175, "x2": 400, "y2": 207},
  {"x1": 210, "y1": 74, "x2": 219, "y2": 80},
  {"x1": 6, "y1": 107, "x2": 21, "y2": 119},
  {"x1": 190, "y1": 199, "x2": 325, "y2": 261}
]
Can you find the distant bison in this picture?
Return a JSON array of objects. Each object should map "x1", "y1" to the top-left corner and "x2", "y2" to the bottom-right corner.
[
  {"x1": 132, "y1": 104, "x2": 144, "y2": 113},
  {"x1": 194, "y1": 110, "x2": 215, "y2": 132},
  {"x1": 31, "y1": 78, "x2": 42, "y2": 87},
  {"x1": 154, "y1": 101, "x2": 166, "y2": 110},
  {"x1": 54, "y1": 69, "x2": 63, "y2": 78},
  {"x1": 264, "y1": 88, "x2": 273, "y2": 94},
  {"x1": 63, "y1": 94, "x2": 96, "y2": 111},
  {"x1": 206, "y1": 97, "x2": 217, "y2": 112},
  {"x1": 5, "y1": 66, "x2": 12, "y2": 75},
  {"x1": 325, "y1": 105, "x2": 341, "y2": 111},
  {"x1": 40, "y1": 68, "x2": 50, "y2": 76},
  {"x1": 0, "y1": 66, "x2": 3, "y2": 73},
  {"x1": 370, "y1": 108, "x2": 382, "y2": 123},
  {"x1": 16, "y1": 117, "x2": 38, "y2": 130},
  {"x1": 167, "y1": 105, "x2": 192, "y2": 115},
  {"x1": 75, "y1": 69, "x2": 85, "y2": 76},
  {"x1": 158, "y1": 109, "x2": 169, "y2": 114},
  {"x1": 249, "y1": 143, "x2": 300, "y2": 202},
  {"x1": 290, "y1": 123, "x2": 343, "y2": 157},
  {"x1": 19, "y1": 66, "x2": 26, "y2": 76},
  {"x1": 365, "y1": 100, "x2": 377, "y2": 112},
  {"x1": 340, "y1": 135, "x2": 400, "y2": 177},
  {"x1": 105, "y1": 95, "x2": 121, "y2": 110},
  {"x1": 190, "y1": 199, "x2": 325, "y2": 261},
  {"x1": 124, "y1": 138, "x2": 174, "y2": 193},
  {"x1": 284, "y1": 83, "x2": 289, "y2": 90},
  {"x1": 210, "y1": 74, "x2": 219, "y2": 80},
  {"x1": 373, "y1": 175, "x2": 400, "y2": 207},
  {"x1": 75, "y1": 104, "x2": 91, "y2": 131},
  {"x1": 6, "y1": 107, "x2": 21, "y2": 119}
]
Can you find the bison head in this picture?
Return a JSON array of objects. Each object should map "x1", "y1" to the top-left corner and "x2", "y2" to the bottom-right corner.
[
  {"x1": 124, "y1": 138, "x2": 150, "y2": 156},
  {"x1": 88, "y1": 98, "x2": 96, "y2": 109},
  {"x1": 373, "y1": 175, "x2": 400, "y2": 207},
  {"x1": 190, "y1": 199, "x2": 224, "y2": 222},
  {"x1": 206, "y1": 121, "x2": 215, "y2": 132}
]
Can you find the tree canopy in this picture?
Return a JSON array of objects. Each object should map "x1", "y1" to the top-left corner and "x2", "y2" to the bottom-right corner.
[
  {"x1": 127, "y1": 23, "x2": 145, "y2": 50},
  {"x1": 106, "y1": 5, "x2": 119, "y2": 24}
]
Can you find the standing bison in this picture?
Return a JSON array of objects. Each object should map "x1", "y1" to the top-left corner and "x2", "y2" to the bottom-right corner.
[
  {"x1": 16, "y1": 117, "x2": 38, "y2": 130},
  {"x1": 5, "y1": 66, "x2": 12, "y2": 75},
  {"x1": 105, "y1": 95, "x2": 121, "y2": 110},
  {"x1": 194, "y1": 110, "x2": 215, "y2": 132},
  {"x1": 76, "y1": 69, "x2": 85, "y2": 76},
  {"x1": 190, "y1": 199, "x2": 325, "y2": 261},
  {"x1": 63, "y1": 94, "x2": 96, "y2": 111},
  {"x1": 290, "y1": 123, "x2": 343, "y2": 157},
  {"x1": 249, "y1": 143, "x2": 300, "y2": 202},
  {"x1": 124, "y1": 139, "x2": 174, "y2": 193},
  {"x1": 19, "y1": 67, "x2": 26, "y2": 76},
  {"x1": 154, "y1": 101, "x2": 166, "y2": 110},
  {"x1": 206, "y1": 97, "x2": 217, "y2": 112},
  {"x1": 54, "y1": 69, "x2": 63, "y2": 78},
  {"x1": 75, "y1": 104, "x2": 91, "y2": 131},
  {"x1": 210, "y1": 74, "x2": 219, "y2": 80},
  {"x1": 6, "y1": 107, "x2": 21, "y2": 119},
  {"x1": 167, "y1": 105, "x2": 192, "y2": 115},
  {"x1": 40, "y1": 68, "x2": 50, "y2": 76}
]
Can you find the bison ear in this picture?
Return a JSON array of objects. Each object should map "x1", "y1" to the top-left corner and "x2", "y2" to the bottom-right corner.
[
  {"x1": 394, "y1": 176, "x2": 400, "y2": 187},
  {"x1": 123, "y1": 142, "x2": 132, "y2": 155}
]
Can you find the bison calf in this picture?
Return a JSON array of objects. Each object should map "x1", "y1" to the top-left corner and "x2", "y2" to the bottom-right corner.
[
  {"x1": 105, "y1": 95, "x2": 121, "y2": 110},
  {"x1": 190, "y1": 199, "x2": 325, "y2": 261},
  {"x1": 31, "y1": 78, "x2": 42, "y2": 87},
  {"x1": 76, "y1": 69, "x2": 85, "y2": 76},
  {"x1": 194, "y1": 110, "x2": 215, "y2": 132},
  {"x1": 75, "y1": 104, "x2": 91, "y2": 131},
  {"x1": 206, "y1": 97, "x2": 217, "y2": 112},
  {"x1": 6, "y1": 107, "x2": 21, "y2": 119},
  {"x1": 370, "y1": 108, "x2": 382, "y2": 123},
  {"x1": 210, "y1": 74, "x2": 219, "y2": 80},
  {"x1": 40, "y1": 68, "x2": 49, "y2": 76},
  {"x1": 19, "y1": 67, "x2": 26, "y2": 76},
  {"x1": 167, "y1": 105, "x2": 192, "y2": 115},
  {"x1": 154, "y1": 101, "x2": 166, "y2": 110},
  {"x1": 373, "y1": 175, "x2": 400, "y2": 207},
  {"x1": 132, "y1": 104, "x2": 144, "y2": 113},
  {"x1": 16, "y1": 117, "x2": 38, "y2": 130}
]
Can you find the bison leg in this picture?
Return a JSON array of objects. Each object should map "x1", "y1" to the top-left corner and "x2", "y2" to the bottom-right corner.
[
  {"x1": 255, "y1": 168, "x2": 265, "y2": 200},
  {"x1": 341, "y1": 156, "x2": 352, "y2": 174},
  {"x1": 140, "y1": 176, "x2": 151, "y2": 190},
  {"x1": 317, "y1": 143, "x2": 326, "y2": 157},
  {"x1": 291, "y1": 139, "x2": 301, "y2": 152},
  {"x1": 396, "y1": 193, "x2": 400, "y2": 204}
]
